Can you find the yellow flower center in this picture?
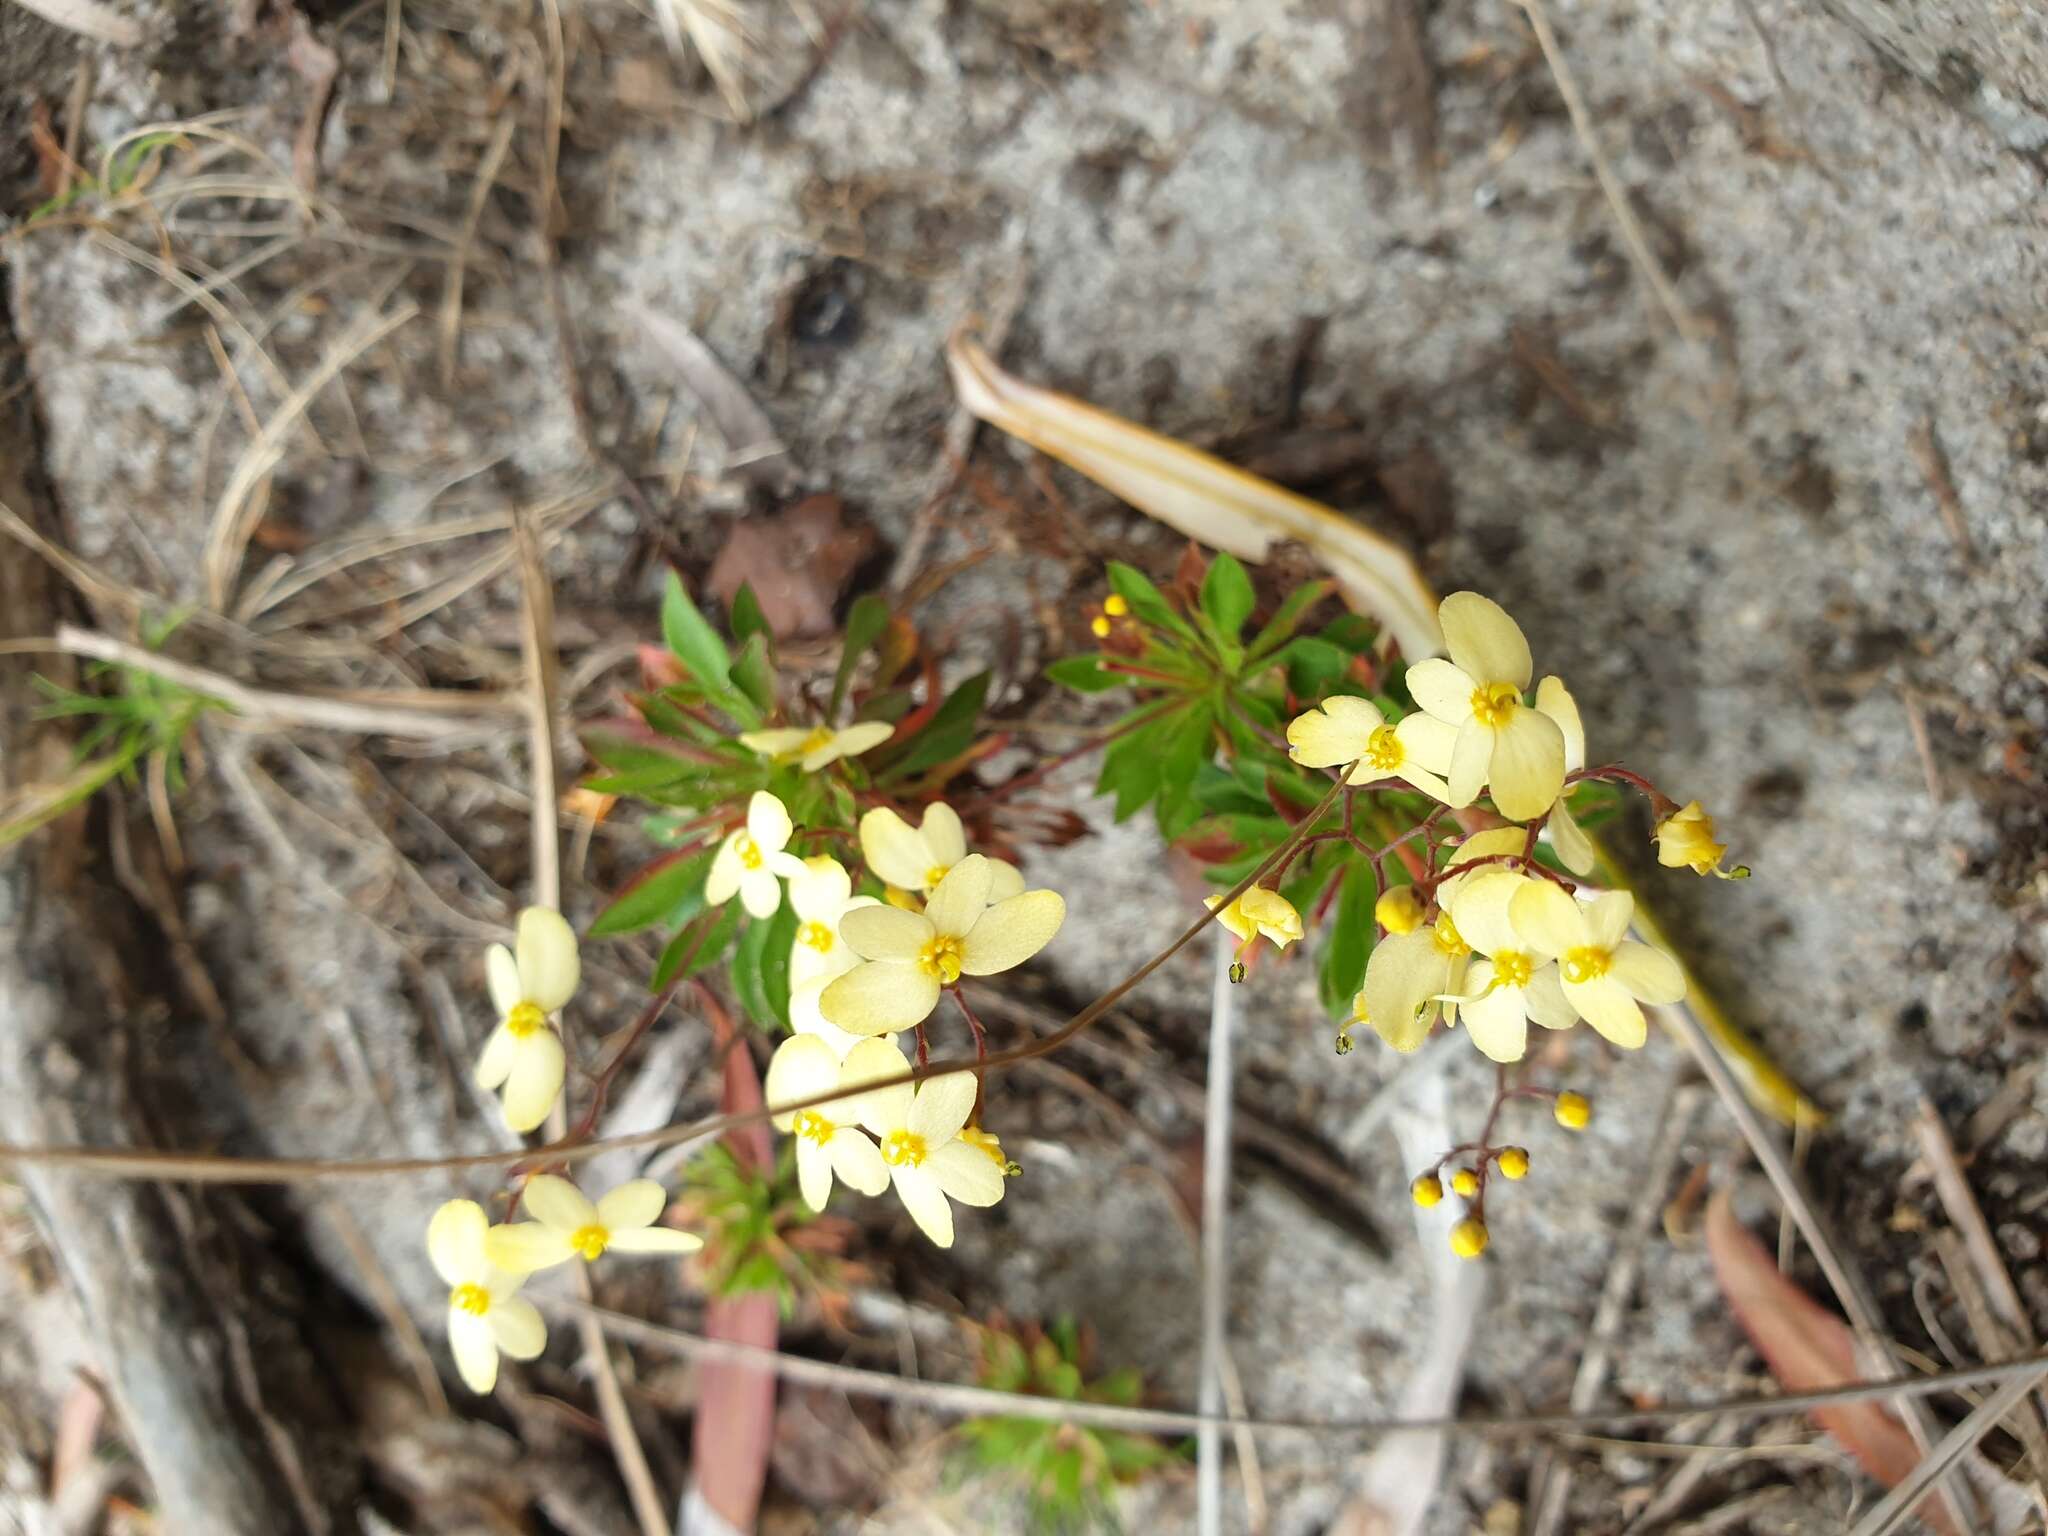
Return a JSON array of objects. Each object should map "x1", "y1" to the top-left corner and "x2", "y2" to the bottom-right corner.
[
  {"x1": 799, "y1": 727, "x2": 836, "y2": 754},
  {"x1": 798, "y1": 921, "x2": 835, "y2": 953},
  {"x1": 569, "y1": 1224, "x2": 610, "y2": 1261},
  {"x1": 1432, "y1": 913, "x2": 1472, "y2": 958},
  {"x1": 452, "y1": 1283, "x2": 491, "y2": 1316},
  {"x1": 505, "y1": 1001, "x2": 547, "y2": 1038},
  {"x1": 882, "y1": 1129, "x2": 928, "y2": 1167},
  {"x1": 961, "y1": 1126, "x2": 1007, "y2": 1169},
  {"x1": 923, "y1": 863, "x2": 952, "y2": 888},
  {"x1": 918, "y1": 934, "x2": 965, "y2": 984},
  {"x1": 1470, "y1": 681, "x2": 1522, "y2": 729},
  {"x1": 734, "y1": 832, "x2": 764, "y2": 871},
  {"x1": 1562, "y1": 945, "x2": 1612, "y2": 984},
  {"x1": 1493, "y1": 950, "x2": 1534, "y2": 989},
  {"x1": 1364, "y1": 724, "x2": 1406, "y2": 772},
  {"x1": 792, "y1": 1110, "x2": 835, "y2": 1145}
]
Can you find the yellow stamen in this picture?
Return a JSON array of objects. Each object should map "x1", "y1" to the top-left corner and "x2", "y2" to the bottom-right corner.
[
  {"x1": 918, "y1": 934, "x2": 964, "y2": 983},
  {"x1": 882, "y1": 1129, "x2": 928, "y2": 1167},
  {"x1": 961, "y1": 1127, "x2": 1008, "y2": 1169},
  {"x1": 1493, "y1": 950, "x2": 1534, "y2": 989},
  {"x1": 1470, "y1": 681, "x2": 1521, "y2": 729},
  {"x1": 1561, "y1": 946, "x2": 1611, "y2": 984},
  {"x1": 452, "y1": 1283, "x2": 491, "y2": 1316},
  {"x1": 505, "y1": 1001, "x2": 547, "y2": 1039},
  {"x1": 798, "y1": 921, "x2": 835, "y2": 953},
  {"x1": 799, "y1": 727, "x2": 835, "y2": 755},
  {"x1": 792, "y1": 1110, "x2": 835, "y2": 1145},
  {"x1": 1364, "y1": 724, "x2": 1405, "y2": 772},
  {"x1": 569, "y1": 1224, "x2": 610, "y2": 1261},
  {"x1": 1432, "y1": 913, "x2": 1471, "y2": 959},
  {"x1": 922, "y1": 863, "x2": 952, "y2": 888},
  {"x1": 734, "y1": 832, "x2": 763, "y2": 871}
]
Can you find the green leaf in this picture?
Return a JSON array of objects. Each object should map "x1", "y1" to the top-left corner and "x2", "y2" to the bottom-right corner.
[
  {"x1": 1278, "y1": 635, "x2": 1353, "y2": 697},
  {"x1": 653, "y1": 901, "x2": 742, "y2": 989},
  {"x1": 729, "y1": 582, "x2": 770, "y2": 647},
  {"x1": 1044, "y1": 653, "x2": 1124, "y2": 694},
  {"x1": 732, "y1": 902, "x2": 799, "y2": 1031},
  {"x1": 590, "y1": 849, "x2": 713, "y2": 937},
  {"x1": 1096, "y1": 710, "x2": 1179, "y2": 821},
  {"x1": 1199, "y1": 552, "x2": 1255, "y2": 640},
  {"x1": 832, "y1": 593, "x2": 891, "y2": 713},
  {"x1": 661, "y1": 571, "x2": 732, "y2": 691},
  {"x1": 1318, "y1": 859, "x2": 1379, "y2": 1015},
  {"x1": 1155, "y1": 705, "x2": 1216, "y2": 840},
  {"x1": 1106, "y1": 561, "x2": 1198, "y2": 645},
  {"x1": 724, "y1": 1251, "x2": 785, "y2": 1297},
  {"x1": 876, "y1": 670, "x2": 990, "y2": 781},
  {"x1": 1244, "y1": 578, "x2": 1334, "y2": 662},
  {"x1": 729, "y1": 632, "x2": 775, "y2": 718}
]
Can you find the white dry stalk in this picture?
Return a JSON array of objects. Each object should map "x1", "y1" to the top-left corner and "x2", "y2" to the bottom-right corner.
[
  {"x1": 1197, "y1": 929, "x2": 1239, "y2": 1536},
  {"x1": 650, "y1": 0, "x2": 757, "y2": 122},
  {"x1": 4, "y1": 0, "x2": 141, "y2": 45}
]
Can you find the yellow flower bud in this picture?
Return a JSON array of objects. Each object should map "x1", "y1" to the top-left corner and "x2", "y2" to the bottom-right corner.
[
  {"x1": 1449, "y1": 1218, "x2": 1489, "y2": 1259},
  {"x1": 1103, "y1": 593, "x2": 1129, "y2": 618},
  {"x1": 1410, "y1": 1174, "x2": 1443, "y2": 1208},
  {"x1": 1554, "y1": 1091, "x2": 1591, "y2": 1130},
  {"x1": 1655, "y1": 800, "x2": 1741, "y2": 878},
  {"x1": 1497, "y1": 1147, "x2": 1530, "y2": 1180},
  {"x1": 1449, "y1": 1167, "x2": 1479, "y2": 1199},
  {"x1": 1090, "y1": 614, "x2": 1112, "y2": 639},
  {"x1": 1374, "y1": 886, "x2": 1425, "y2": 936}
]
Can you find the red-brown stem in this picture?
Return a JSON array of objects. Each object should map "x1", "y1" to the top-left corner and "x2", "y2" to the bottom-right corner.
[
  {"x1": 566, "y1": 977, "x2": 688, "y2": 1145},
  {"x1": 951, "y1": 986, "x2": 990, "y2": 1119},
  {"x1": 1577, "y1": 763, "x2": 1681, "y2": 818}
]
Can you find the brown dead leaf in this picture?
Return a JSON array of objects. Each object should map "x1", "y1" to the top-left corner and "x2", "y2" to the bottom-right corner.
[
  {"x1": 708, "y1": 494, "x2": 876, "y2": 641},
  {"x1": 1705, "y1": 1189, "x2": 1960, "y2": 1536}
]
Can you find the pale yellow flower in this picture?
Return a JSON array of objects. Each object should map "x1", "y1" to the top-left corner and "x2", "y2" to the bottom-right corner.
[
  {"x1": 1374, "y1": 886, "x2": 1425, "y2": 935},
  {"x1": 485, "y1": 1175, "x2": 701, "y2": 1274},
  {"x1": 858, "y1": 801, "x2": 1025, "y2": 899},
  {"x1": 427, "y1": 1199, "x2": 545, "y2": 1394},
  {"x1": 765, "y1": 1034, "x2": 892, "y2": 1211},
  {"x1": 1206, "y1": 887, "x2": 1303, "y2": 961},
  {"x1": 1285, "y1": 694, "x2": 1456, "y2": 801},
  {"x1": 1508, "y1": 883, "x2": 1686, "y2": 1048},
  {"x1": 1360, "y1": 912, "x2": 1471, "y2": 1051},
  {"x1": 853, "y1": 1038, "x2": 1005, "y2": 1247},
  {"x1": 1656, "y1": 800, "x2": 1739, "y2": 877},
  {"x1": 786, "y1": 857, "x2": 880, "y2": 1056},
  {"x1": 706, "y1": 790, "x2": 808, "y2": 919},
  {"x1": 1536, "y1": 676, "x2": 1596, "y2": 876},
  {"x1": 739, "y1": 720, "x2": 895, "y2": 772},
  {"x1": 1404, "y1": 592, "x2": 1566, "y2": 821},
  {"x1": 477, "y1": 907, "x2": 578, "y2": 1134},
  {"x1": 820, "y1": 855, "x2": 1064, "y2": 1036},
  {"x1": 1440, "y1": 871, "x2": 1575, "y2": 1063}
]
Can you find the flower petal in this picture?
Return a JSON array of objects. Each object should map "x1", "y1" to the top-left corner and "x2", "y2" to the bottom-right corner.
[
  {"x1": 795, "y1": 1138, "x2": 833, "y2": 1211},
  {"x1": 1534, "y1": 675, "x2": 1585, "y2": 772},
  {"x1": 1509, "y1": 880, "x2": 1588, "y2": 956},
  {"x1": 1567, "y1": 976, "x2": 1646, "y2": 1048},
  {"x1": 746, "y1": 790, "x2": 794, "y2": 853},
  {"x1": 959, "y1": 891, "x2": 1065, "y2": 975},
  {"x1": 501, "y1": 1029, "x2": 566, "y2": 1133},
  {"x1": 928, "y1": 1140, "x2": 1005, "y2": 1207},
  {"x1": 486, "y1": 944, "x2": 521, "y2": 1016},
  {"x1": 920, "y1": 802, "x2": 967, "y2": 868},
  {"x1": 1524, "y1": 964, "x2": 1577, "y2": 1029},
  {"x1": 1584, "y1": 890, "x2": 1635, "y2": 951},
  {"x1": 842, "y1": 1037, "x2": 912, "y2": 1135},
  {"x1": 606, "y1": 1226, "x2": 703, "y2": 1254},
  {"x1": 1439, "y1": 591, "x2": 1531, "y2": 690},
  {"x1": 1361, "y1": 931, "x2": 1449, "y2": 1052},
  {"x1": 1487, "y1": 708, "x2": 1566, "y2": 821},
  {"x1": 704, "y1": 835, "x2": 743, "y2": 905},
  {"x1": 737, "y1": 727, "x2": 811, "y2": 758},
  {"x1": 910, "y1": 1073, "x2": 978, "y2": 1145},
  {"x1": 1394, "y1": 711, "x2": 1459, "y2": 773},
  {"x1": 986, "y1": 860, "x2": 1026, "y2": 902},
  {"x1": 1548, "y1": 799, "x2": 1596, "y2": 877},
  {"x1": 739, "y1": 866, "x2": 785, "y2": 920},
  {"x1": 788, "y1": 857, "x2": 852, "y2": 924},
  {"x1": 595, "y1": 1179, "x2": 669, "y2": 1232},
  {"x1": 839, "y1": 903, "x2": 933, "y2": 962},
  {"x1": 891, "y1": 1165, "x2": 954, "y2": 1248},
  {"x1": 523, "y1": 1175, "x2": 598, "y2": 1232},
  {"x1": 448, "y1": 1309, "x2": 499, "y2": 1393},
  {"x1": 833, "y1": 720, "x2": 895, "y2": 760},
  {"x1": 1443, "y1": 870, "x2": 1526, "y2": 958},
  {"x1": 1447, "y1": 718, "x2": 1492, "y2": 807},
  {"x1": 765, "y1": 1034, "x2": 841, "y2": 1129},
  {"x1": 1286, "y1": 695, "x2": 1381, "y2": 767},
  {"x1": 1406, "y1": 658, "x2": 1477, "y2": 724},
  {"x1": 1611, "y1": 941, "x2": 1686, "y2": 1005},
  {"x1": 515, "y1": 907, "x2": 580, "y2": 1012},
  {"x1": 1461, "y1": 985, "x2": 1529, "y2": 1063},
  {"x1": 820, "y1": 960, "x2": 941, "y2": 1036},
  {"x1": 475, "y1": 1023, "x2": 517, "y2": 1091},
  {"x1": 487, "y1": 1296, "x2": 546, "y2": 1360},
  {"x1": 827, "y1": 1131, "x2": 890, "y2": 1196},
  {"x1": 789, "y1": 977, "x2": 863, "y2": 1058},
  {"x1": 485, "y1": 1222, "x2": 577, "y2": 1274},
  {"x1": 427, "y1": 1199, "x2": 489, "y2": 1286},
  {"x1": 924, "y1": 854, "x2": 992, "y2": 939},
  {"x1": 858, "y1": 808, "x2": 930, "y2": 890}
]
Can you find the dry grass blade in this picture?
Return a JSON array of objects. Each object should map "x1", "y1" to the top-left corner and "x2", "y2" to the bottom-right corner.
[
  {"x1": 652, "y1": 0, "x2": 758, "y2": 122},
  {"x1": 1848, "y1": 1370, "x2": 2048, "y2": 1536},
  {"x1": 438, "y1": 112, "x2": 518, "y2": 389},
  {"x1": 634, "y1": 306, "x2": 794, "y2": 493},
  {"x1": 5, "y1": 0, "x2": 143, "y2": 45},
  {"x1": 1198, "y1": 932, "x2": 1239, "y2": 1536},
  {"x1": 1915, "y1": 1099, "x2": 2030, "y2": 1342}
]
